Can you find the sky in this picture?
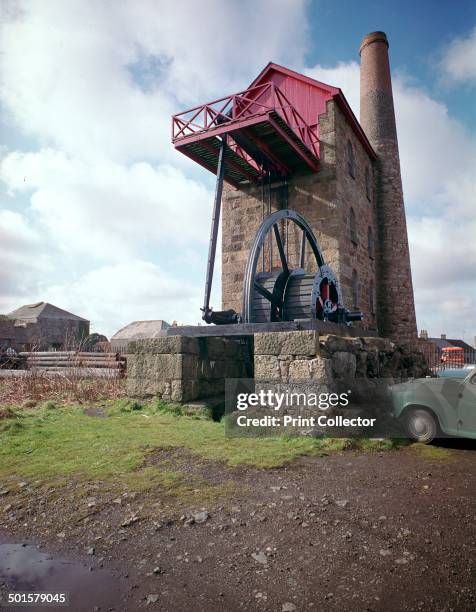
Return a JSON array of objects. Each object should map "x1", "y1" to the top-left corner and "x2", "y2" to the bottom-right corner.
[{"x1": 1, "y1": 0, "x2": 475, "y2": 343}]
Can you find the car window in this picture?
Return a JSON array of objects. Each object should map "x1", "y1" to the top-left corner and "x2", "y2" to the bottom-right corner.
[{"x1": 471, "y1": 373, "x2": 476, "y2": 385}]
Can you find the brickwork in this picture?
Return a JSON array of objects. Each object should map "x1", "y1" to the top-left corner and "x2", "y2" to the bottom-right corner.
[
  {"x1": 360, "y1": 32, "x2": 417, "y2": 344},
  {"x1": 334, "y1": 104, "x2": 378, "y2": 327},
  {"x1": 222, "y1": 100, "x2": 378, "y2": 331},
  {"x1": 220, "y1": 32, "x2": 417, "y2": 345}
]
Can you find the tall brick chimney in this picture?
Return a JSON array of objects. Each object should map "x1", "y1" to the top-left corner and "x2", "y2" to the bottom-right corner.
[{"x1": 360, "y1": 32, "x2": 417, "y2": 344}]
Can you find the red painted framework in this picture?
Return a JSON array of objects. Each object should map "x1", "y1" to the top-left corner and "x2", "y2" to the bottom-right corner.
[
  {"x1": 172, "y1": 81, "x2": 320, "y2": 170},
  {"x1": 171, "y1": 62, "x2": 376, "y2": 184}
]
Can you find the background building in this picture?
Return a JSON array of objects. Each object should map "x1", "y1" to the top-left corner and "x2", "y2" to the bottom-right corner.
[{"x1": 0, "y1": 302, "x2": 89, "y2": 351}]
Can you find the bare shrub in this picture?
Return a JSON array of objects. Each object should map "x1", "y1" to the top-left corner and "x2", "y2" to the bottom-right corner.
[{"x1": 0, "y1": 368, "x2": 127, "y2": 406}]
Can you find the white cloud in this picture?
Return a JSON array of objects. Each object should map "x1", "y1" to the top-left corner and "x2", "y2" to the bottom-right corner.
[
  {"x1": 0, "y1": 1, "x2": 474, "y2": 343},
  {"x1": 1, "y1": 0, "x2": 308, "y2": 163},
  {"x1": 1, "y1": 0, "x2": 307, "y2": 333},
  {"x1": 43, "y1": 260, "x2": 204, "y2": 336},
  {"x1": 440, "y1": 26, "x2": 476, "y2": 84},
  {"x1": 306, "y1": 61, "x2": 361, "y2": 113},
  {"x1": 1, "y1": 149, "x2": 213, "y2": 261},
  {"x1": 0, "y1": 209, "x2": 51, "y2": 308}
]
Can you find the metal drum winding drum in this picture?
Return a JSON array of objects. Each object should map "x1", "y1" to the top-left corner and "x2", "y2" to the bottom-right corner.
[{"x1": 242, "y1": 210, "x2": 346, "y2": 324}]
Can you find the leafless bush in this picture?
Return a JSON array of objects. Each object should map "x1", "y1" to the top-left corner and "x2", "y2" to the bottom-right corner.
[{"x1": 0, "y1": 368, "x2": 127, "y2": 406}]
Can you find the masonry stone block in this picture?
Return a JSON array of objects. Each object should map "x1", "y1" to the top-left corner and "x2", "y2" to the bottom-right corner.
[
  {"x1": 332, "y1": 351, "x2": 357, "y2": 380},
  {"x1": 127, "y1": 336, "x2": 245, "y2": 401},
  {"x1": 255, "y1": 354, "x2": 281, "y2": 381},
  {"x1": 254, "y1": 330, "x2": 319, "y2": 356},
  {"x1": 320, "y1": 334, "x2": 355, "y2": 355},
  {"x1": 362, "y1": 337, "x2": 394, "y2": 352},
  {"x1": 288, "y1": 356, "x2": 333, "y2": 382},
  {"x1": 129, "y1": 336, "x2": 199, "y2": 355},
  {"x1": 309, "y1": 357, "x2": 333, "y2": 382}
]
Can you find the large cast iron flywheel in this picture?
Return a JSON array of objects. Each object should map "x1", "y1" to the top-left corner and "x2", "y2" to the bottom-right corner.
[{"x1": 242, "y1": 210, "x2": 344, "y2": 324}]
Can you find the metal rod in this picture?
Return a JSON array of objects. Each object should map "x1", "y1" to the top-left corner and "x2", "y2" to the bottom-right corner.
[
  {"x1": 268, "y1": 170, "x2": 272, "y2": 270},
  {"x1": 261, "y1": 175, "x2": 265, "y2": 272},
  {"x1": 202, "y1": 135, "x2": 227, "y2": 315},
  {"x1": 285, "y1": 218, "x2": 289, "y2": 265}
]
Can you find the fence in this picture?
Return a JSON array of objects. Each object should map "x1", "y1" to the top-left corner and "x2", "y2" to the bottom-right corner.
[{"x1": 423, "y1": 347, "x2": 476, "y2": 372}]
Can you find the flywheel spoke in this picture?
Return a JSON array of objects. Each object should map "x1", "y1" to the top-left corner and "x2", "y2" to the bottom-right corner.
[{"x1": 273, "y1": 224, "x2": 289, "y2": 275}]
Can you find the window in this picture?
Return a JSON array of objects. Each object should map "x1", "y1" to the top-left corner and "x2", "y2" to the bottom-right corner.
[
  {"x1": 369, "y1": 280, "x2": 375, "y2": 314},
  {"x1": 352, "y1": 269, "x2": 359, "y2": 308},
  {"x1": 350, "y1": 207, "x2": 357, "y2": 244},
  {"x1": 365, "y1": 167, "x2": 372, "y2": 200},
  {"x1": 367, "y1": 226, "x2": 374, "y2": 258},
  {"x1": 347, "y1": 140, "x2": 355, "y2": 178}
]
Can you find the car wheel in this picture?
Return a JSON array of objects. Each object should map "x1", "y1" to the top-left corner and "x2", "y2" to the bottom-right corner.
[{"x1": 405, "y1": 408, "x2": 438, "y2": 443}]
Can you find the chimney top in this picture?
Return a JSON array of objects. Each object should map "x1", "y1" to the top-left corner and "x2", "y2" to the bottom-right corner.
[
  {"x1": 441, "y1": 334, "x2": 447, "y2": 340},
  {"x1": 359, "y1": 31, "x2": 389, "y2": 54}
]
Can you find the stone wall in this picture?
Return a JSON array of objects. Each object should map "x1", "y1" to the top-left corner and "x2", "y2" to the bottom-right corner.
[
  {"x1": 254, "y1": 330, "x2": 428, "y2": 384},
  {"x1": 221, "y1": 99, "x2": 379, "y2": 331},
  {"x1": 334, "y1": 104, "x2": 378, "y2": 328},
  {"x1": 127, "y1": 336, "x2": 249, "y2": 402}
]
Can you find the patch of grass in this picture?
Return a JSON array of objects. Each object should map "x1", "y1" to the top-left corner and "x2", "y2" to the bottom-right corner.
[
  {"x1": 107, "y1": 398, "x2": 144, "y2": 415},
  {"x1": 0, "y1": 406, "x2": 25, "y2": 433},
  {"x1": 0, "y1": 400, "x2": 400, "y2": 498},
  {"x1": 410, "y1": 442, "x2": 453, "y2": 460}
]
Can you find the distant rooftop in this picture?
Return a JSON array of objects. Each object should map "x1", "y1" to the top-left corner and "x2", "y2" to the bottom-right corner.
[
  {"x1": 426, "y1": 337, "x2": 474, "y2": 353},
  {"x1": 8, "y1": 302, "x2": 89, "y2": 322},
  {"x1": 111, "y1": 320, "x2": 171, "y2": 342}
]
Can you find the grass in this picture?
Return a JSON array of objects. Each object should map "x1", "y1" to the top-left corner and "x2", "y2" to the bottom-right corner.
[
  {"x1": 0, "y1": 400, "x2": 399, "y2": 491},
  {"x1": 409, "y1": 442, "x2": 454, "y2": 460}
]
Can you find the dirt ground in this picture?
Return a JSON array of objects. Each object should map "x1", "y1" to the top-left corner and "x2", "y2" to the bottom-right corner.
[{"x1": 0, "y1": 441, "x2": 475, "y2": 612}]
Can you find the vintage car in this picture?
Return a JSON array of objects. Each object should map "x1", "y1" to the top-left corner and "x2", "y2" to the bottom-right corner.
[{"x1": 391, "y1": 370, "x2": 476, "y2": 443}]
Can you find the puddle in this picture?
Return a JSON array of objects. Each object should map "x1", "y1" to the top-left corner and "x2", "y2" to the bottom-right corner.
[{"x1": 0, "y1": 541, "x2": 126, "y2": 611}]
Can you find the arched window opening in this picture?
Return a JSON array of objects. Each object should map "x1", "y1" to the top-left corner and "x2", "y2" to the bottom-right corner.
[
  {"x1": 367, "y1": 226, "x2": 374, "y2": 258},
  {"x1": 347, "y1": 140, "x2": 355, "y2": 178},
  {"x1": 350, "y1": 207, "x2": 358, "y2": 244},
  {"x1": 365, "y1": 167, "x2": 372, "y2": 200}
]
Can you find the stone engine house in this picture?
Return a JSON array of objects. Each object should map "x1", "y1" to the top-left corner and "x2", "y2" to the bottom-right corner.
[{"x1": 173, "y1": 32, "x2": 417, "y2": 345}]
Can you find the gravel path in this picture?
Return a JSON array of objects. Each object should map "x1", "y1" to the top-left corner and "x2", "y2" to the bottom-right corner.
[{"x1": 1, "y1": 442, "x2": 475, "y2": 611}]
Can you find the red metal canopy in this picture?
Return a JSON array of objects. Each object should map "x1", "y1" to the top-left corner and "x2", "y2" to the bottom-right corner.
[{"x1": 171, "y1": 62, "x2": 375, "y2": 187}]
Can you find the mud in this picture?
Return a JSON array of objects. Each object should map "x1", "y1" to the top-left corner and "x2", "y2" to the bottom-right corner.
[
  {"x1": 0, "y1": 539, "x2": 127, "y2": 611},
  {"x1": 1, "y1": 443, "x2": 475, "y2": 611}
]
